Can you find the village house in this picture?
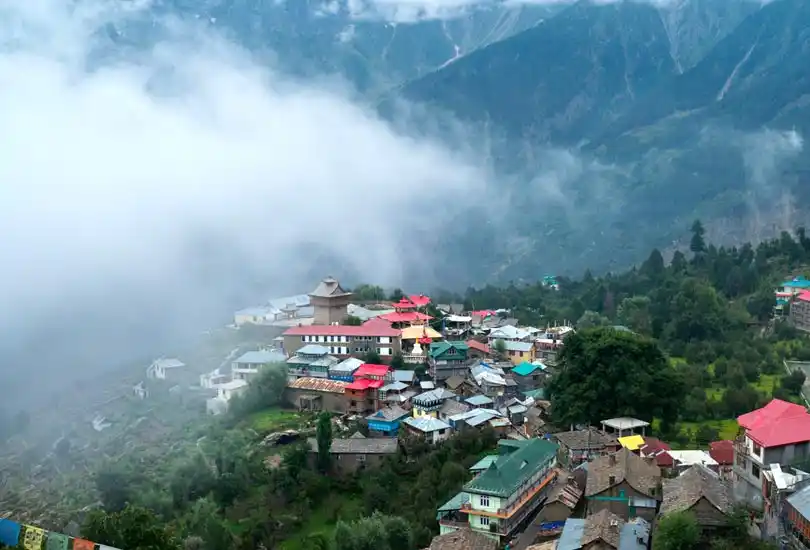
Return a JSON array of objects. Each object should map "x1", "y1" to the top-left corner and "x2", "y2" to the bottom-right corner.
[
  {"x1": 146, "y1": 357, "x2": 186, "y2": 380},
  {"x1": 668, "y1": 450, "x2": 719, "y2": 474},
  {"x1": 781, "y1": 479, "x2": 810, "y2": 546},
  {"x1": 465, "y1": 394, "x2": 495, "y2": 409},
  {"x1": 448, "y1": 408, "x2": 510, "y2": 434},
  {"x1": 366, "y1": 405, "x2": 410, "y2": 436},
  {"x1": 429, "y1": 341, "x2": 473, "y2": 382},
  {"x1": 285, "y1": 344, "x2": 338, "y2": 381},
  {"x1": 439, "y1": 398, "x2": 472, "y2": 423},
  {"x1": 437, "y1": 492, "x2": 472, "y2": 535},
  {"x1": 459, "y1": 438, "x2": 558, "y2": 541},
  {"x1": 660, "y1": 464, "x2": 733, "y2": 532},
  {"x1": 282, "y1": 323, "x2": 402, "y2": 358},
  {"x1": 443, "y1": 314, "x2": 473, "y2": 340},
  {"x1": 307, "y1": 433, "x2": 397, "y2": 474},
  {"x1": 466, "y1": 339, "x2": 492, "y2": 360},
  {"x1": 733, "y1": 398, "x2": 810, "y2": 510},
  {"x1": 284, "y1": 377, "x2": 348, "y2": 413},
  {"x1": 487, "y1": 325, "x2": 532, "y2": 345},
  {"x1": 427, "y1": 528, "x2": 498, "y2": 550},
  {"x1": 393, "y1": 369, "x2": 417, "y2": 386},
  {"x1": 327, "y1": 357, "x2": 363, "y2": 382},
  {"x1": 233, "y1": 306, "x2": 276, "y2": 326},
  {"x1": 401, "y1": 416, "x2": 452, "y2": 444},
  {"x1": 412, "y1": 388, "x2": 458, "y2": 418},
  {"x1": 761, "y1": 464, "x2": 810, "y2": 539},
  {"x1": 344, "y1": 364, "x2": 392, "y2": 416},
  {"x1": 207, "y1": 379, "x2": 249, "y2": 414},
  {"x1": 539, "y1": 470, "x2": 585, "y2": 523},
  {"x1": 585, "y1": 448, "x2": 662, "y2": 521},
  {"x1": 709, "y1": 440, "x2": 734, "y2": 478},
  {"x1": 470, "y1": 363, "x2": 508, "y2": 398},
  {"x1": 556, "y1": 509, "x2": 650, "y2": 550},
  {"x1": 639, "y1": 437, "x2": 674, "y2": 470},
  {"x1": 792, "y1": 290, "x2": 810, "y2": 331},
  {"x1": 502, "y1": 341, "x2": 535, "y2": 365},
  {"x1": 511, "y1": 361, "x2": 547, "y2": 391},
  {"x1": 617, "y1": 435, "x2": 645, "y2": 454},
  {"x1": 378, "y1": 297, "x2": 433, "y2": 329},
  {"x1": 231, "y1": 349, "x2": 286, "y2": 381},
  {"x1": 553, "y1": 428, "x2": 620, "y2": 468}
]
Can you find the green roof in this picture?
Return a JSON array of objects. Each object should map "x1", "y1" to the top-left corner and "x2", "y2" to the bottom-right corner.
[
  {"x1": 464, "y1": 438, "x2": 558, "y2": 498},
  {"x1": 513, "y1": 361, "x2": 540, "y2": 376},
  {"x1": 437, "y1": 491, "x2": 470, "y2": 515},
  {"x1": 523, "y1": 388, "x2": 546, "y2": 400},
  {"x1": 469, "y1": 455, "x2": 499, "y2": 471},
  {"x1": 429, "y1": 341, "x2": 469, "y2": 359}
]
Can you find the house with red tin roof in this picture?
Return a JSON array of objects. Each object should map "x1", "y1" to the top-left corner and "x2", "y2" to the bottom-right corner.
[
  {"x1": 345, "y1": 364, "x2": 393, "y2": 415},
  {"x1": 734, "y1": 399, "x2": 810, "y2": 509},
  {"x1": 378, "y1": 298, "x2": 433, "y2": 328},
  {"x1": 709, "y1": 440, "x2": 734, "y2": 479},
  {"x1": 282, "y1": 323, "x2": 402, "y2": 359},
  {"x1": 639, "y1": 437, "x2": 674, "y2": 470}
]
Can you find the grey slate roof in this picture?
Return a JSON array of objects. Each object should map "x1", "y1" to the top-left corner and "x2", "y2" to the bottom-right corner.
[
  {"x1": 366, "y1": 406, "x2": 409, "y2": 422},
  {"x1": 586, "y1": 448, "x2": 661, "y2": 499},
  {"x1": 307, "y1": 437, "x2": 398, "y2": 454},
  {"x1": 427, "y1": 529, "x2": 497, "y2": 550},
  {"x1": 554, "y1": 427, "x2": 617, "y2": 450},
  {"x1": 661, "y1": 464, "x2": 732, "y2": 518},
  {"x1": 439, "y1": 399, "x2": 471, "y2": 418},
  {"x1": 309, "y1": 276, "x2": 351, "y2": 298},
  {"x1": 558, "y1": 510, "x2": 649, "y2": 550}
]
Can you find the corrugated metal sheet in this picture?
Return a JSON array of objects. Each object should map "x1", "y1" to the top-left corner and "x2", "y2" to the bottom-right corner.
[
  {"x1": 287, "y1": 377, "x2": 348, "y2": 394},
  {"x1": 557, "y1": 519, "x2": 586, "y2": 550},
  {"x1": 787, "y1": 484, "x2": 810, "y2": 519}
]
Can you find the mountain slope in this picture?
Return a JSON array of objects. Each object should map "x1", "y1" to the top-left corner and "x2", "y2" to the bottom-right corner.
[{"x1": 391, "y1": 0, "x2": 810, "y2": 280}]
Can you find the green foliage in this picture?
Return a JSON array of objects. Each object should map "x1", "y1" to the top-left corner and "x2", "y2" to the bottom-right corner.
[
  {"x1": 332, "y1": 513, "x2": 414, "y2": 550},
  {"x1": 83, "y1": 505, "x2": 180, "y2": 550},
  {"x1": 345, "y1": 315, "x2": 363, "y2": 326},
  {"x1": 389, "y1": 352, "x2": 406, "y2": 370},
  {"x1": 316, "y1": 412, "x2": 333, "y2": 473},
  {"x1": 350, "y1": 284, "x2": 386, "y2": 301},
  {"x1": 653, "y1": 512, "x2": 700, "y2": 550},
  {"x1": 548, "y1": 328, "x2": 685, "y2": 427},
  {"x1": 361, "y1": 350, "x2": 382, "y2": 364},
  {"x1": 228, "y1": 364, "x2": 287, "y2": 420}
]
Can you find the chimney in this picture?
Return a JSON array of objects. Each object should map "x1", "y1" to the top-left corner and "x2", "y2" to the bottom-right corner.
[
  {"x1": 609, "y1": 453, "x2": 616, "y2": 465},
  {"x1": 609, "y1": 475, "x2": 616, "y2": 486}
]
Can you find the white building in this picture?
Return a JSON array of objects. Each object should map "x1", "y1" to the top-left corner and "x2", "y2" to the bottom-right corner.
[{"x1": 146, "y1": 357, "x2": 186, "y2": 380}]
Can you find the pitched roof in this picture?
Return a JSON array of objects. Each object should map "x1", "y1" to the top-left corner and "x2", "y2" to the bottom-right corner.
[
  {"x1": 503, "y1": 340, "x2": 534, "y2": 352},
  {"x1": 427, "y1": 529, "x2": 498, "y2": 550},
  {"x1": 586, "y1": 448, "x2": 661, "y2": 499},
  {"x1": 233, "y1": 349, "x2": 286, "y2": 364},
  {"x1": 464, "y1": 438, "x2": 558, "y2": 497},
  {"x1": 545, "y1": 473, "x2": 584, "y2": 510},
  {"x1": 512, "y1": 361, "x2": 541, "y2": 376},
  {"x1": 554, "y1": 428, "x2": 617, "y2": 450},
  {"x1": 307, "y1": 437, "x2": 397, "y2": 454},
  {"x1": 393, "y1": 370, "x2": 416, "y2": 383},
  {"x1": 618, "y1": 435, "x2": 646, "y2": 451},
  {"x1": 413, "y1": 388, "x2": 456, "y2": 405},
  {"x1": 787, "y1": 483, "x2": 810, "y2": 520},
  {"x1": 465, "y1": 395, "x2": 494, "y2": 406},
  {"x1": 581, "y1": 509, "x2": 625, "y2": 548},
  {"x1": 354, "y1": 364, "x2": 390, "y2": 378},
  {"x1": 367, "y1": 406, "x2": 409, "y2": 422},
  {"x1": 401, "y1": 325, "x2": 442, "y2": 340},
  {"x1": 381, "y1": 381, "x2": 408, "y2": 392},
  {"x1": 283, "y1": 324, "x2": 400, "y2": 337},
  {"x1": 309, "y1": 276, "x2": 351, "y2": 298},
  {"x1": 439, "y1": 399, "x2": 471, "y2": 417},
  {"x1": 661, "y1": 465, "x2": 732, "y2": 518},
  {"x1": 747, "y1": 413, "x2": 810, "y2": 448},
  {"x1": 409, "y1": 294, "x2": 431, "y2": 307},
  {"x1": 429, "y1": 341, "x2": 469, "y2": 358},
  {"x1": 445, "y1": 374, "x2": 466, "y2": 390},
  {"x1": 296, "y1": 344, "x2": 330, "y2": 356},
  {"x1": 287, "y1": 377, "x2": 348, "y2": 394},
  {"x1": 465, "y1": 339, "x2": 491, "y2": 354},
  {"x1": 330, "y1": 357, "x2": 364, "y2": 373},
  {"x1": 709, "y1": 440, "x2": 735, "y2": 465},
  {"x1": 737, "y1": 398, "x2": 807, "y2": 430},
  {"x1": 403, "y1": 416, "x2": 451, "y2": 433},
  {"x1": 346, "y1": 379, "x2": 384, "y2": 390},
  {"x1": 379, "y1": 311, "x2": 433, "y2": 323}
]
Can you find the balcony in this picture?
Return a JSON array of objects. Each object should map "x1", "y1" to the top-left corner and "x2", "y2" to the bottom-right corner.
[
  {"x1": 461, "y1": 470, "x2": 556, "y2": 519},
  {"x1": 402, "y1": 353, "x2": 426, "y2": 364}
]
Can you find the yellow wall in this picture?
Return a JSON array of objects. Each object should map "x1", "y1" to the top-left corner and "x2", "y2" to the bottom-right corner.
[
  {"x1": 412, "y1": 405, "x2": 437, "y2": 418},
  {"x1": 508, "y1": 347, "x2": 536, "y2": 365}
]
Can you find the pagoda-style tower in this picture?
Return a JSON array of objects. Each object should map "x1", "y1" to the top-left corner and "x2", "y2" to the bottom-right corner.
[{"x1": 308, "y1": 276, "x2": 353, "y2": 325}]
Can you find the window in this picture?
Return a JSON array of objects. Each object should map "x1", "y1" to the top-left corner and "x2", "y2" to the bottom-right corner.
[
  {"x1": 301, "y1": 336, "x2": 306, "y2": 342},
  {"x1": 447, "y1": 347, "x2": 456, "y2": 355},
  {"x1": 752, "y1": 441, "x2": 762, "y2": 456},
  {"x1": 752, "y1": 463, "x2": 761, "y2": 479},
  {"x1": 357, "y1": 454, "x2": 366, "y2": 463},
  {"x1": 480, "y1": 495, "x2": 490, "y2": 507},
  {"x1": 351, "y1": 400, "x2": 357, "y2": 406},
  {"x1": 479, "y1": 516, "x2": 490, "y2": 526}
]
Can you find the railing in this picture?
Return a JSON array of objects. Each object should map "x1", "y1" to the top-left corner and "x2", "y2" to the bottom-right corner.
[
  {"x1": 402, "y1": 354, "x2": 425, "y2": 363},
  {"x1": 461, "y1": 470, "x2": 556, "y2": 519}
]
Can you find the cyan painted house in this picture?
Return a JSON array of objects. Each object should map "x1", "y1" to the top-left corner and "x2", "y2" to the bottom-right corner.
[{"x1": 366, "y1": 405, "x2": 409, "y2": 436}]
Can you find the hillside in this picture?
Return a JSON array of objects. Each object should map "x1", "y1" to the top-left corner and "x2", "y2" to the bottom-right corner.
[{"x1": 393, "y1": 0, "x2": 810, "y2": 280}]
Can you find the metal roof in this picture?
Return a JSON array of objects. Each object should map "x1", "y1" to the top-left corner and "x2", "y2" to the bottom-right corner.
[
  {"x1": 465, "y1": 395, "x2": 494, "y2": 406},
  {"x1": 297, "y1": 344, "x2": 331, "y2": 356},
  {"x1": 235, "y1": 350, "x2": 286, "y2": 364},
  {"x1": 464, "y1": 438, "x2": 558, "y2": 497},
  {"x1": 287, "y1": 377, "x2": 348, "y2": 394},
  {"x1": 403, "y1": 416, "x2": 451, "y2": 433},
  {"x1": 787, "y1": 483, "x2": 810, "y2": 519}
]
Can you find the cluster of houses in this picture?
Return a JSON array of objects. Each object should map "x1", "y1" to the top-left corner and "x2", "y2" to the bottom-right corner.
[{"x1": 775, "y1": 275, "x2": 810, "y2": 332}]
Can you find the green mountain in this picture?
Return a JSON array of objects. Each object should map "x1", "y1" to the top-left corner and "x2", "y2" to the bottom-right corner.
[{"x1": 396, "y1": 0, "x2": 810, "y2": 280}]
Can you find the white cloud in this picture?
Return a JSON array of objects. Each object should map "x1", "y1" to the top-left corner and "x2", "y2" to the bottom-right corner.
[{"x1": 0, "y1": 0, "x2": 495, "y2": 387}]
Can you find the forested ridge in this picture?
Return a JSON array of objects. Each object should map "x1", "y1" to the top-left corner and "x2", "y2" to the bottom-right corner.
[{"x1": 5, "y1": 222, "x2": 810, "y2": 549}]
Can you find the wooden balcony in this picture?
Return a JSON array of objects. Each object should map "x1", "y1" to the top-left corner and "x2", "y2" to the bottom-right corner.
[{"x1": 461, "y1": 470, "x2": 557, "y2": 520}]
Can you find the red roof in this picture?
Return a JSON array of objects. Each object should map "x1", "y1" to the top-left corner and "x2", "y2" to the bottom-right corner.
[
  {"x1": 409, "y1": 294, "x2": 431, "y2": 307},
  {"x1": 354, "y1": 364, "x2": 390, "y2": 378},
  {"x1": 362, "y1": 317, "x2": 394, "y2": 329},
  {"x1": 799, "y1": 290, "x2": 810, "y2": 302},
  {"x1": 470, "y1": 310, "x2": 497, "y2": 317},
  {"x1": 466, "y1": 339, "x2": 491, "y2": 354},
  {"x1": 748, "y1": 414, "x2": 810, "y2": 448},
  {"x1": 379, "y1": 311, "x2": 433, "y2": 323},
  {"x1": 709, "y1": 440, "x2": 734, "y2": 465},
  {"x1": 346, "y1": 379, "x2": 381, "y2": 390},
  {"x1": 393, "y1": 298, "x2": 417, "y2": 310},
  {"x1": 283, "y1": 324, "x2": 400, "y2": 337},
  {"x1": 639, "y1": 437, "x2": 671, "y2": 455},
  {"x1": 655, "y1": 451, "x2": 674, "y2": 468},
  {"x1": 737, "y1": 399, "x2": 807, "y2": 431}
]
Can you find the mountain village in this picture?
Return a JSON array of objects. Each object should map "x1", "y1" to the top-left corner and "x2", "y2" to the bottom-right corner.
[{"x1": 132, "y1": 276, "x2": 810, "y2": 550}]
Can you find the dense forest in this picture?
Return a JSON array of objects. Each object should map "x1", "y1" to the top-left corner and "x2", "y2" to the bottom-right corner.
[{"x1": 5, "y1": 221, "x2": 810, "y2": 549}]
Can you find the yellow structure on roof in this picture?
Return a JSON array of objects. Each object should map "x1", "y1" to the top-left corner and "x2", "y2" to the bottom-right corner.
[
  {"x1": 401, "y1": 325, "x2": 442, "y2": 340},
  {"x1": 617, "y1": 434, "x2": 645, "y2": 451}
]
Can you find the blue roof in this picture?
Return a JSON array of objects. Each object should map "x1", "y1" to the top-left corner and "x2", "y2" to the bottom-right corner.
[
  {"x1": 235, "y1": 350, "x2": 286, "y2": 364},
  {"x1": 469, "y1": 455, "x2": 499, "y2": 471},
  {"x1": 513, "y1": 361, "x2": 540, "y2": 376},
  {"x1": 557, "y1": 519, "x2": 586, "y2": 550},
  {"x1": 620, "y1": 519, "x2": 651, "y2": 550},
  {"x1": 783, "y1": 277, "x2": 810, "y2": 288},
  {"x1": 465, "y1": 395, "x2": 494, "y2": 406}
]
